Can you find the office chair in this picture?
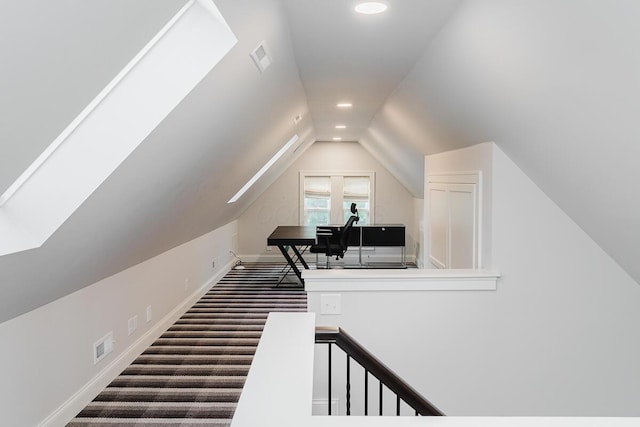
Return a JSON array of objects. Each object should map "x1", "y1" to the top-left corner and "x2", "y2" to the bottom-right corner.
[{"x1": 310, "y1": 203, "x2": 359, "y2": 267}]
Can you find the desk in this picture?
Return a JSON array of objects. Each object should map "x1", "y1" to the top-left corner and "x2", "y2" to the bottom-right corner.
[
  {"x1": 267, "y1": 225, "x2": 406, "y2": 283},
  {"x1": 267, "y1": 226, "x2": 315, "y2": 284}
]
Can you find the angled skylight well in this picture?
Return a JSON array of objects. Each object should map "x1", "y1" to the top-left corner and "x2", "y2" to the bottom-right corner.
[
  {"x1": 228, "y1": 134, "x2": 300, "y2": 203},
  {"x1": 0, "y1": 0, "x2": 237, "y2": 257}
]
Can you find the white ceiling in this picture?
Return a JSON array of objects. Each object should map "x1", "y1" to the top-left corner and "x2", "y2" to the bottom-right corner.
[
  {"x1": 1, "y1": 0, "x2": 639, "y2": 322},
  {"x1": 281, "y1": 0, "x2": 460, "y2": 142}
]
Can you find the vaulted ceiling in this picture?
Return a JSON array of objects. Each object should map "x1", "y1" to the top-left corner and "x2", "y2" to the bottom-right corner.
[{"x1": 1, "y1": 0, "x2": 638, "y2": 322}]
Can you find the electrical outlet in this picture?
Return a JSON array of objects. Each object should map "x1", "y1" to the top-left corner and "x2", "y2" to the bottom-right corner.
[
  {"x1": 184, "y1": 278, "x2": 190, "y2": 291},
  {"x1": 128, "y1": 315, "x2": 138, "y2": 336},
  {"x1": 146, "y1": 305, "x2": 152, "y2": 323},
  {"x1": 320, "y1": 294, "x2": 342, "y2": 315}
]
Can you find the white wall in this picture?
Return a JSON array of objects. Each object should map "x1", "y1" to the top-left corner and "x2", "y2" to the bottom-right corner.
[
  {"x1": 309, "y1": 144, "x2": 640, "y2": 416},
  {"x1": 237, "y1": 141, "x2": 419, "y2": 262},
  {"x1": 0, "y1": 221, "x2": 237, "y2": 427},
  {"x1": 425, "y1": 142, "x2": 493, "y2": 268},
  {"x1": 373, "y1": 0, "x2": 640, "y2": 285}
]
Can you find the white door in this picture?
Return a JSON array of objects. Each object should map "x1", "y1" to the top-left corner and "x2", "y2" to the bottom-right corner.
[
  {"x1": 449, "y1": 184, "x2": 476, "y2": 268},
  {"x1": 427, "y1": 173, "x2": 481, "y2": 269},
  {"x1": 428, "y1": 184, "x2": 449, "y2": 269}
]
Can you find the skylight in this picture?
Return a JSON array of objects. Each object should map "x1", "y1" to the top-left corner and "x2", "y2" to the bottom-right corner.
[
  {"x1": 0, "y1": 0, "x2": 237, "y2": 256},
  {"x1": 228, "y1": 134, "x2": 300, "y2": 203}
]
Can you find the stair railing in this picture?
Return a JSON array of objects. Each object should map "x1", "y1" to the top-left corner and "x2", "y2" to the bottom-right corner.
[{"x1": 315, "y1": 326, "x2": 444, "y2": 417}]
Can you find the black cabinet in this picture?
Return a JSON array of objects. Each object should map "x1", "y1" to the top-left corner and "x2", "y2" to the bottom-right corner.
[
  {"x1": 324, "y1": 224, "x2": 406, "y2": 267},
  {"x1": 361, "y1": 225, "x2": 405, "y2": 247}
]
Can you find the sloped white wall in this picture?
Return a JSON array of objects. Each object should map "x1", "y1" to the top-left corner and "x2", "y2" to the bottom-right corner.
[
  {"x1": 0, "y1": 221, "x2": 237, "y2": 427},
  {"x1": 236, "y1": 141, "x2": 419, "y2": 262},
  {"x1": 369, "y1": 0, "x2": 640, "y2": 284},
  {"x1": 309, "y1": 143, "x2": 640, "y2": 416},
  {"x1": 0, "y1": 0, "x2": 312, "y2": 324}
]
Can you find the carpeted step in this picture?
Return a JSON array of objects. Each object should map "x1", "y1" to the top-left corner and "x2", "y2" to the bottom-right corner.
[
  {"x1": 76, "y1": 401, "x2": 237, "y2": 418},
  {"x1": 93, "y1": 387, "x2": 243, "y2": 402},
  {"x1": 108, "y1": 375, "x2": 247, "y2": 389},
  {"x1": 122, "y1": 364, "x2": 250, "y2": 376},
  {"x1": 132, "y1": 354, "x2": 254, "y2": 365},
  {"x1": 69, "y1": 419, "x2": 232, "y2": 426}
]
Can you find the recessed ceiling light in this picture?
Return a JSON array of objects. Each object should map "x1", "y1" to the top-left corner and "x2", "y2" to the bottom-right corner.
[
  {"x1": 337, "y1": 102, "x2": 352, "y2": 108},
  {"x1": 335, "y1": 125, "x2": 346, "y2": 129},
  {"x1": 355, "y1": 2, "x2": 387, "y2": 15},
  {"x1": 333, "y1": 137, "x2": 343, "y2": 141}
]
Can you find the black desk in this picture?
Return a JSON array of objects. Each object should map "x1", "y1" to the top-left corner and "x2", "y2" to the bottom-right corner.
[
  {"x1": 267, "y1": 225, "x2": 406, "y2": 283},
  {"x1": 267, "y1": 226, "x2": 316, "y2": 284}
]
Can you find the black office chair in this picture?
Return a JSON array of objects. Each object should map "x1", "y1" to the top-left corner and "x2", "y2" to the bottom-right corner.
[{"x1": 310, "y1": 203, "x2": 359, "y2": 267}]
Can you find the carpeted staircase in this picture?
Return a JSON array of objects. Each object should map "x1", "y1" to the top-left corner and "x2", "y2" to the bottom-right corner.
[{"x1": 69, "y1": 263, "x2": 306, "y2": 426}]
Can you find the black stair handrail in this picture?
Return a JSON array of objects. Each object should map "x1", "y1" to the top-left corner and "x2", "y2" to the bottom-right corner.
[{"x1": 315, "y1": 326, "x2": 444, "y2": 416}]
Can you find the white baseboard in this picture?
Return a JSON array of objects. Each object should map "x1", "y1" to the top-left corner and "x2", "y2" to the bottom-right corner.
[
  {"x1": 39, "y1": 259, "x2": 234, "y2": 427},
  {"x1": 237, "y1": 253, "x2": 284, "y2": 263}
]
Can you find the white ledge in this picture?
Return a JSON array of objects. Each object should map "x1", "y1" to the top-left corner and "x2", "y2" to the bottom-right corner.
[
  {"x1": 303, "y1": 269, "x2": 501, "y2": 292},
  {"x1": 231, "y1": 312, "x2": 316, "y2": 426}
]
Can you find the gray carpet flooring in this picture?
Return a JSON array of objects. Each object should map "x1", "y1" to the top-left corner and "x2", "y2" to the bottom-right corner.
[{"x1": 68, "y1": 263, "x2": 306, "y2": 426}]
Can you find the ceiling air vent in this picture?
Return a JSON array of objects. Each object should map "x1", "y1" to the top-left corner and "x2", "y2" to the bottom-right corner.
[{"x1": 250, "y1": 41, "x2": 272, "y2": 73}]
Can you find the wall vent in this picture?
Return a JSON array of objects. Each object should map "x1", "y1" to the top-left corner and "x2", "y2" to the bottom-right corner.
[
  {"x1": 250, "y1": 41, "x2": 272, "y2": 73},
  {"x1": 93, "y1": 331, "x2": 114, "y2": 365}
]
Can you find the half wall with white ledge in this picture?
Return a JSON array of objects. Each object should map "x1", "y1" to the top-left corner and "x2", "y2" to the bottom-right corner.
[
  {"x1": 304, "y1": 267, "x2": 500, "y2": 417},
  {"x1": 231, "y1": 312, "x2": 636, "y2": 427},
  {"x1": 304, "y1": 269, "x2": 500, "y2": 292}
]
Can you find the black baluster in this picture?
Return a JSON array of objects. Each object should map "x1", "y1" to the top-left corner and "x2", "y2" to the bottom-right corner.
[
  {"x1": 364, "y1": 369, "x2": 368, "y2": 415},
  {"x1": 328, "y1": 343, "x2": 332, "y2": 415},
  {"x1": 346, "y1": 355, "x2": 351, "y2": 415},
  {"x1": 396, "y1": 395, "x2": 400, "y2": 415},
  {"x1": 415, "y1": 409, "x2": 419, "y2": 416},
  {"x1": 379, "y1": 381, "x2": 383, "y2": 416}
]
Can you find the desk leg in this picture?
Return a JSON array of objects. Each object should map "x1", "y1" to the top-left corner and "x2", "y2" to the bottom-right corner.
[
  {"x1": 277, "y1": 244, "x2": 304, "y2": 285},
  {"x1": 291, "y1": 245, "x2": 309, "y2": 270}
]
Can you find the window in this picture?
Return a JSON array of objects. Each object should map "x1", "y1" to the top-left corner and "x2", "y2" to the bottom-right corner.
[
  {"x1": 228, "y1": 134, "x2": 299, "y2": 203},
  {"x1": 300, "y1": 172, "x2": 374, "y2": 226},
  {"x1": 0, "y1": 0, "x2": 237, "y2": 256},
  {"x1": 302, "y1": 176, "x2": 331, "y2": 226},
  {"x1": 342, "y1": 176, "x2": 371, "y2": 224}
]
